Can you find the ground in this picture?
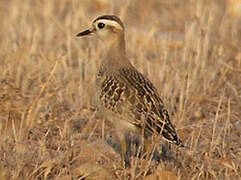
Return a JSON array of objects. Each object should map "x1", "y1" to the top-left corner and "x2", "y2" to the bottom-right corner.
[{"x1": 0, "y1": 0, "x2": 240, "y2": 179}]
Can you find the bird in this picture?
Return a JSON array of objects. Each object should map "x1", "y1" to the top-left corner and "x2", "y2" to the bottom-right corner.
[{"x1": 76, "y1": 15, "x2": 184, "y2": 167}]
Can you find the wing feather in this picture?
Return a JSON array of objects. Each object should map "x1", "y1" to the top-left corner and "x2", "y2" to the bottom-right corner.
[{"x1": 97, "y1": 67, "x2": 183, "y2": 147}]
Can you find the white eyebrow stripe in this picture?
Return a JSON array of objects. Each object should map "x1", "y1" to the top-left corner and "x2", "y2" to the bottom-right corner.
[{"x1": 95, "y1": 19, "x2": 123, "y2": 30}]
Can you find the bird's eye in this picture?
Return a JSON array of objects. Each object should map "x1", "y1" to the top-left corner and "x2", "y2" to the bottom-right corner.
[{"x1": 98, "y1": 23, "x2": 105, "y2": 29}]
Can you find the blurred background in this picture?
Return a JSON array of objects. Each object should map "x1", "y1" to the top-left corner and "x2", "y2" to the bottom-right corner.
[{"x1": 0, "y1": 0, "x2": 240, "y2": 179}]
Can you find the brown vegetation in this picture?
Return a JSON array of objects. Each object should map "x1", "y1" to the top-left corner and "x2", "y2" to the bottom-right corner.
[{"x1": 0, "y1": 0, "x2": 240, "y2": 179}]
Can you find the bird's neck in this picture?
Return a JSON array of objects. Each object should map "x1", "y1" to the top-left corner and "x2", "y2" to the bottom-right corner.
[
  {"x1": 105, "y1": 35, "x2": 126, "y2": 57},
  {"x1": 101, "y1": 35, "x2": 130, "y2": 70}
]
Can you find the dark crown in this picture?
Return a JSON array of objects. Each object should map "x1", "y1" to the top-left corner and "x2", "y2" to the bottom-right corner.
[{"x1": 93, "y1": 15, "x2": 124, "y2": 29}]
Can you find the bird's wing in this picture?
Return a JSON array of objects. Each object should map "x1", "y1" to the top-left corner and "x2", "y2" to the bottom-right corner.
[{"x1": 98, "y1": 67, "x2": 183, "y2": 147}]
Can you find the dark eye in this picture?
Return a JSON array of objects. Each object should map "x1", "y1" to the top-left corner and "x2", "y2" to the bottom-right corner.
[{"x1": 98, "y1": 23, "x2": 105, "y2": 29}]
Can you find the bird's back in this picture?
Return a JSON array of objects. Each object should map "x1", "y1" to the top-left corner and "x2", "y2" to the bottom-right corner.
[{"x1": 95, "y1": 64, "x2": 184, "y2": 147}]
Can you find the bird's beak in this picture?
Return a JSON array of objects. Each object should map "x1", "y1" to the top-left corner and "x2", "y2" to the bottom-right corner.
[{"x1": 76, "y1": 27, "x2": 95, "y2": 37}]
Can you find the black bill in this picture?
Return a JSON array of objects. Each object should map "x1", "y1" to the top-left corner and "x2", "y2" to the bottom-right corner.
[{"x1": 76, "y1": 29, "x2": 92, "y2": 36}]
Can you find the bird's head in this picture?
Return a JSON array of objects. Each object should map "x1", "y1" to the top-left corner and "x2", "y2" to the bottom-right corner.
[{"x1": 76, "y1": 15, "x2": 125, "y2": 43}]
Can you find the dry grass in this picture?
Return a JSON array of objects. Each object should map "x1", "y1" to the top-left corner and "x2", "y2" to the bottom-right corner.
[{"x1": 0, "y1": 0, "x2": 240, "y2": 179}]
